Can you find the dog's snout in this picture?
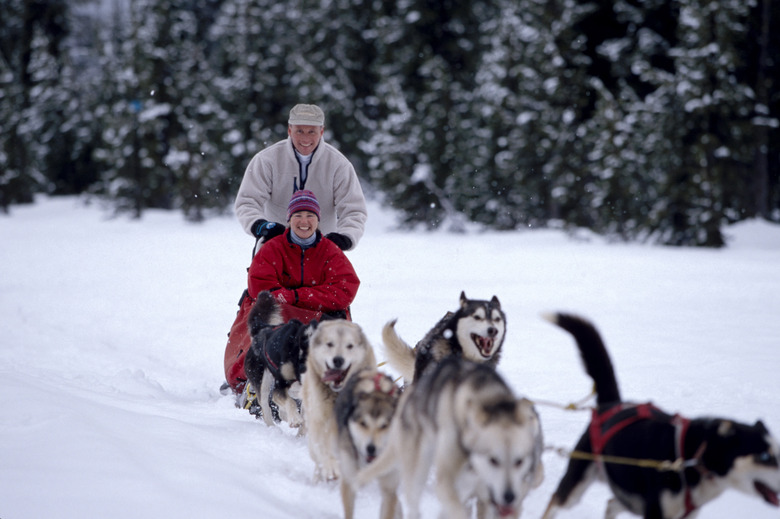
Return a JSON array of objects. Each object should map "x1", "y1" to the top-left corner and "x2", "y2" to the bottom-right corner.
[
  {"x1": 332, "y1": 356, "x2": 344, "y2": 369},
  {"x1": 487, "y1": 326, "x2": 497, "y2": 337},
  {"x1": 366, "y1": 444, "x2": 376, "y2": 457},
  {"x1": 503, "y1": 488, "x2": 515, "y2": 505}
]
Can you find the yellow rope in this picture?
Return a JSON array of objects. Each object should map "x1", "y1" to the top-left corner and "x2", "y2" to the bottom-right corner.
[
  {"x1": 376, "y1": 361, "x2": 405, "y2": 385},
  {"x1": 530, "y1": 385, "x2": 597, "y2": 412},
  {"x1": 534, "y1": 385, "x2": 693, "y2": 473},
  {"x1": 547, "y1": 446, "x2": 687, "y2": 472}
]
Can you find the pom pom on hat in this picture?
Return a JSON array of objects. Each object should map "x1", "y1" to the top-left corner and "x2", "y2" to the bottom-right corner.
[{"x1": 287, "y1": 190, "x2": 320, "y2": 221}]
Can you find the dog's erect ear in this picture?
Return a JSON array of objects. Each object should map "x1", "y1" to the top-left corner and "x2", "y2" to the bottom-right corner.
[
  {"x1": 460, "y1": 291, "x2": 468, "y2": 308},
  {"x1": 335, "y1": 394, "x2": 357, "y2": 430},
  {"x1": 515, "y1": 398, "x2": 538, "y2": 427},
  {"x1": 247, "y1": 302, "x2": 264, "y2": 336},
  {"x1": 755, "y1": 420, "x2": 769, "y2": 434},
  {"x1": 298, "y1": 341, "x2": 309, "y2": 369},
  {"x1": 490, "y1": 295, "x2": 500, "y2": 309},
  {"x1": 247, "y1": 291, "x2": 281, "y2": 336}
]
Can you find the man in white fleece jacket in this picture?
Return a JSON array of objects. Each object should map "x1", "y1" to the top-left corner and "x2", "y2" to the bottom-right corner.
[{"x1": 234, "y1": 104, "x2": 367, "y2": 252}]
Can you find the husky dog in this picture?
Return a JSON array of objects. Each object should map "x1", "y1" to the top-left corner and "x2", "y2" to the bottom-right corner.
[
  {"x1": 244, "y1": 291, "x2": 313, "y2": 428},
  {"x1": 302, "y1": 319, "x2": 377, "y2": 482},
  {"x1": 356, "y1": 357, "x2": 544, "y2": 519},
  {"x1": 542, "y1": 312, "x2": 780, "y2": 519},
  {"x1": 335, "y1": 369, "x2": 401, "y2": 519},
  {"x1": 383, "y1": 291, "x2": 506, "y2": 384}
]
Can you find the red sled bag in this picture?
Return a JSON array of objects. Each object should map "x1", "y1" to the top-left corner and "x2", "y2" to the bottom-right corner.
[{"x1": 223, "y1": 290, "x2": 329, "y2": 392}]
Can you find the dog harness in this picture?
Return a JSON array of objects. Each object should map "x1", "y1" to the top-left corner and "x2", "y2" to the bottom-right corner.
[
  {"x1": 372, "y1": 372, "x2": 396, "y2": 396},
  {"x1": 590, "y1": 402, "x2": 699, "y2": 518}
]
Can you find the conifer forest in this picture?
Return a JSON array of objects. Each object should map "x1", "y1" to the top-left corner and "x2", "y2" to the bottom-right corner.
[{"x1": 1, "y1": 0, "x2": 778, "y2": 246}]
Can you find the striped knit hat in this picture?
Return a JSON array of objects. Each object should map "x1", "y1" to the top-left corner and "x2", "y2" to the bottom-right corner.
[{"x1": 287, "y1": 190, "x2": 320, "y2": 221}]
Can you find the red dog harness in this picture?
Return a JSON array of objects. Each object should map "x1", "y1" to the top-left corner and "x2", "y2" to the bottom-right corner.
[
  {"x1": 373, "y1": 372, "x2": 397, "y2": 396},
  {"x1": 589, "y1": 403, "x2": 698, "y2": 517}
]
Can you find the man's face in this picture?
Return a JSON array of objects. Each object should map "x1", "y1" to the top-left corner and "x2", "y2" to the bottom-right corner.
[{"x1": 288, "y1": 124, "x2": 324, "y2": 155}]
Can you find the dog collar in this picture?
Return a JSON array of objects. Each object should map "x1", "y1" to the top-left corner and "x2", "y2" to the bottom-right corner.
[
  {"x1": 675, "y1": 415, "x2": 711, "y2": 518},
  {"x1": 673, "y1": 415, "x2": 697, "y2": 518}
]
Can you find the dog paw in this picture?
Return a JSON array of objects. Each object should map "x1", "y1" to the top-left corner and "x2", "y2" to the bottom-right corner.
[
  {"x1": 324, "y1": 466, "x2": 340, "y2": 481},
  {"x1": 314, "y1": 464, "x2": 340, "y2": 483}
]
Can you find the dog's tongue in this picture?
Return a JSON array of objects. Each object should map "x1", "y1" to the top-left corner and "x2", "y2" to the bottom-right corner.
[
  {"x1": 496, "y1": 504, "x2": 516, "y2": 517},
  {"x1": 322, "y1": 369, "x2": 346, "y2": 384},
  {"x1": 472, "y1": 334, "x2": 494, "y2": 357},
  {"x1": 755, "y1": 481, "x2": 780, "y2": 506}
]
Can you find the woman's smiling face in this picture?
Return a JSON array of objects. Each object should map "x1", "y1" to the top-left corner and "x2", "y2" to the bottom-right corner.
[{"x1": 289, "y1": 211, "x2": 319, "y2": 239}]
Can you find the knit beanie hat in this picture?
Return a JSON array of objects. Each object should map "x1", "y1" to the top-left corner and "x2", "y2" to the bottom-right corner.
[
  {"x1": 288, "y1": 104, "x2": 325, "y2": 126},
  {"x1": 287, "y1": 190, "x2": 320, "y2": 221}
]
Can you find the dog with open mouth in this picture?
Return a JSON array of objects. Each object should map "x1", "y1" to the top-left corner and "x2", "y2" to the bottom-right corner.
[
  {"x1": 302, "y1": 319, "x2": 377, "y2": 482},
  {"x1": 382, "y1": 291, "x2": 506, "y2": 385},
  {"x1": 542, "y1": 312, "x2": 780, "y2": 519},
  {"x1": 355, "y1": 357, "x2": 544, "y2": 519}
]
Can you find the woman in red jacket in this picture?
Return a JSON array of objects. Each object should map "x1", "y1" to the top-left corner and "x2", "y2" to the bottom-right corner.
[
  {"x1": 247, "y1": 189, "x2": 360, "y2": 321},
  {"x1": 224, "y1": 190, "x2": 360, "y2": 393}
]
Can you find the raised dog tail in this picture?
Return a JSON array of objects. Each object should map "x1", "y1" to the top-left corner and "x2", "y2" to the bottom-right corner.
[
  {"x1": 381, "y1": 319, "x2": 415, "y2": 383},
  {"x1": 543, "y1": 312, "x2": 621, "y2": 406},
  {"x1": 248, "y1": 291, "x2": 285, "y2": 337}
]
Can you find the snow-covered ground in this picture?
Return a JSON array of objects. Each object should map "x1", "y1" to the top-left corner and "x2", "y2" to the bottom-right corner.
[{"x1": 2, "y1": 196, "x2": 779, "y2": 518}]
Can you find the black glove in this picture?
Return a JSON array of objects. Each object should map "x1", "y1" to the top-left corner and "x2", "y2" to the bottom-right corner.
[
  {"x1": 326, "y1": 232, "x2": 352, "y2": 251},
  {"x1": 252, "y1": 219, "x2": 285, "y2": 242}
]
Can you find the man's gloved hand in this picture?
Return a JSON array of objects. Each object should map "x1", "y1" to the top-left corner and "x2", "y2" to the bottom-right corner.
[
  {"x1": 326, "y1": 232, "x2": 352, "y2": 251},
  {"x1": 252, "y1": 219, "x2": 285, "y2": 242}
]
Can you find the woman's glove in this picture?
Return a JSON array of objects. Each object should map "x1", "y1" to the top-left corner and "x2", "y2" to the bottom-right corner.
[{"x1": 273, "y1": 288, "x2": 297, "y2": 305}]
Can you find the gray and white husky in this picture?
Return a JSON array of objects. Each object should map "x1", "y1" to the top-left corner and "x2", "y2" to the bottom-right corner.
[
  {"x1": 355, "y1": 357, "x2": 544, "y2": 519},
  {"x1": 383, "y1": 291, "x2": 506, "y2": 384},
  {"x1": 335, "y1": 369, "x2": 401, "y2": 519},
  {"x1": 542, "y1": 312, "x2": 780, "y2": 519}
]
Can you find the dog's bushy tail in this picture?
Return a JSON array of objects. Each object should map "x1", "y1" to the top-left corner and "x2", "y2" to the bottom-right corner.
[
  {"x1": 543, "y1": 312, "x2": 620, "y2": 406},
  {"x1": 248, "y1": 291, "x2": 284, "y2": 337},
  {"x1": 381, "y1": 320, "x2": 415, "y2": 383}
]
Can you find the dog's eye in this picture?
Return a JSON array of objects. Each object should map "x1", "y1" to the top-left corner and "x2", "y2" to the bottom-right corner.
[
  {"x1": 489, "y1": 457, "x2": 500, "y2": 467},
  {"x1": 327, "y1": 342, "x2": 334, "y2": 348},
  {"x1": 514, "y1": 458, "x2": 524, "y2": 468},
  {"x1": 756, "y1": 452, "x2": 779, "y2": 467},
  {"x1": 347, "y1": 343, "x2": 354, "y2": 349}
]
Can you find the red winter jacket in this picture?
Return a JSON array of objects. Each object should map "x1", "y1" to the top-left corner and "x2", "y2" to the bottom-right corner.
[{"x1": 248, "y1": 230, "x2": 360, "y2": 313}]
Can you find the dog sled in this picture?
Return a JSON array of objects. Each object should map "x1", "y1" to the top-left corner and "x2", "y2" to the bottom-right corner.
[{"x1": 223, "y1": 288, "x2": 349, "y2": 393}]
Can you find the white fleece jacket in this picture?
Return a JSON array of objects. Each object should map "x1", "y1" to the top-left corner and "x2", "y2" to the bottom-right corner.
[{"x1": 234, "y1": 137, "x2": 367, "y2": 250}]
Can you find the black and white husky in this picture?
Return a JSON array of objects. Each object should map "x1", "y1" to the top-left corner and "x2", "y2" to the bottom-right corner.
[
  {"x1": 244, "y1": 291, "x2": 313, "y2": 428},
  {"x1": 383, "y1": 291, "x2": 506, "y2": 384},
  {"x1": 542, "y1": 312, "x2": 780, "y2": 519}
]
